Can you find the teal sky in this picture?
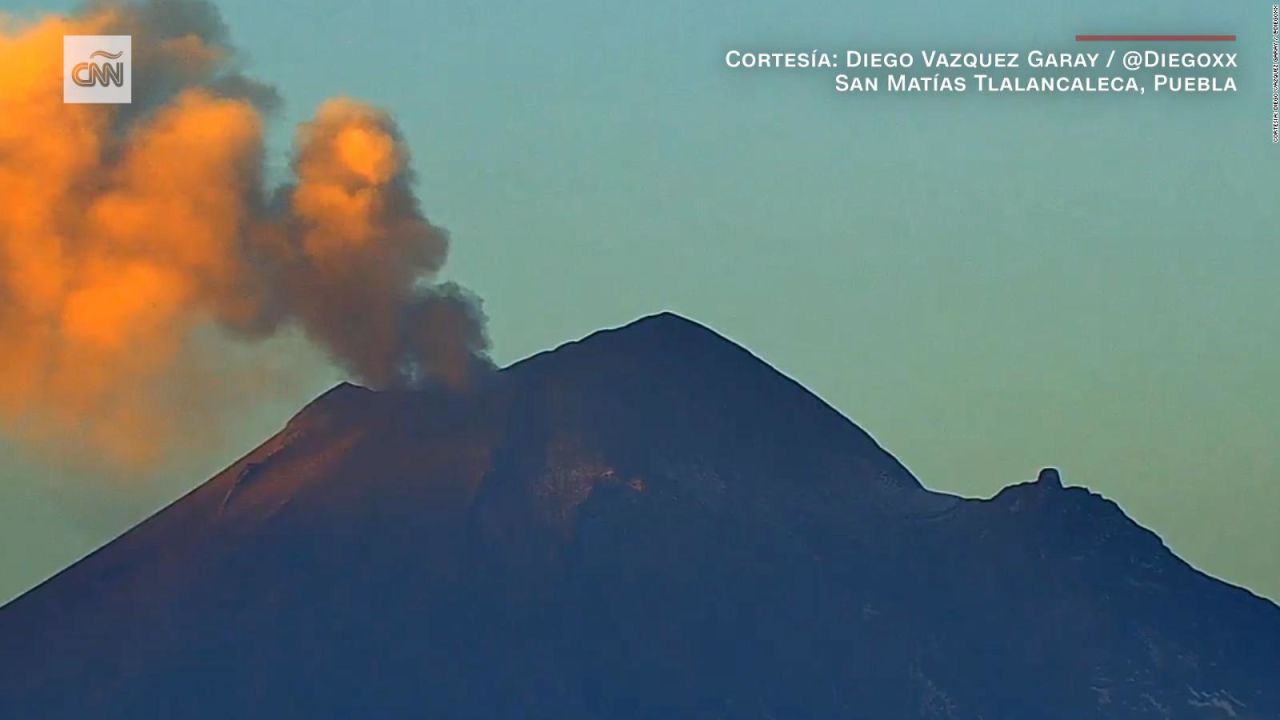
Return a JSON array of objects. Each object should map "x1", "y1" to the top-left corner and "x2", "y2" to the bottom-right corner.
[{"x1": 1, "y1": 0, "x2": 1276, "y2": 604}]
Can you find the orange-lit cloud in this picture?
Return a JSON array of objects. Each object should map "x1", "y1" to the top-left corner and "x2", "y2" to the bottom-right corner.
[{"x1": 0, "y1": 0, "x2": 488, "y2": 469}]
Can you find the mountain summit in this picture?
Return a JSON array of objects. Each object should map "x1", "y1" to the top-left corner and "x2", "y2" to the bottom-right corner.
[{"x1": 2, "y1": 313, "x2": 1277, "y2": 719}]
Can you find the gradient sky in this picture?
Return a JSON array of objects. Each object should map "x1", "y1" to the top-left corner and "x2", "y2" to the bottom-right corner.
[{"x1": 1, "y1": 0, "x2": 1276, "y2": 604}]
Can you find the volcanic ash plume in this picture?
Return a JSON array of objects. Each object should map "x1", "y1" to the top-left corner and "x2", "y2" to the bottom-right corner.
[{"x1": 0, "y1": 0, "x2": 489, "y2": 467}]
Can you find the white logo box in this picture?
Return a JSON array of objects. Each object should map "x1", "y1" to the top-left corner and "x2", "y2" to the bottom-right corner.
[{"x1": 63, "y1": 35, "x2": 132, "y2": 104}]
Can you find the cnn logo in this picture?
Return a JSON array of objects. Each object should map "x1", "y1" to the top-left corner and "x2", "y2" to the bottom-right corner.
[{"x1": 63, "y1": 35, "x2": 131, "y2": 104}]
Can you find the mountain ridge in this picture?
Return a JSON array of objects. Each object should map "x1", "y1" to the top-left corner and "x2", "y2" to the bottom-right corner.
[{"x1": 1, "y1": 311, "x2": 1276, "y2": 719}]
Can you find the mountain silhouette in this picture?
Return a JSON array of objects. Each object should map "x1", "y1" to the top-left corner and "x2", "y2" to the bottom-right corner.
[{"x1": 1, "y1": 312, "x2": 1276, "y2": 719}]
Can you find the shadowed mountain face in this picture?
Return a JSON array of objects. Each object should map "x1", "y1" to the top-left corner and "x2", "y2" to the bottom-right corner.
[{"x1": 1, "y1": 313, "x2": 1277, "y2": 719}]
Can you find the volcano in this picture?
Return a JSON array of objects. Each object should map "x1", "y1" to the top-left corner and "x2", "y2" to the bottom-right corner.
[{"x1": 1, "y1": 313, "x2": 1276, "y2": 719}]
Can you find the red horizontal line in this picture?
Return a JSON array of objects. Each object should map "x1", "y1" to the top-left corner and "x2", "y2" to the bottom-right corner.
[{"x1": 1075, "y1": 34, "x2": 1236, "y2": 42}]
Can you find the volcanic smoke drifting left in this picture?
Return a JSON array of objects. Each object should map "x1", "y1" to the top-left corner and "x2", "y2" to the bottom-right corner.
[{"x1": 0, "y1": 0, "x2": 489, "y2": 469}]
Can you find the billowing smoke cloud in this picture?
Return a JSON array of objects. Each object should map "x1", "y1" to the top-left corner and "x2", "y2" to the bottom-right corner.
[{"x1": 0, "y1": 0, "x2": 489, "y2": 468}]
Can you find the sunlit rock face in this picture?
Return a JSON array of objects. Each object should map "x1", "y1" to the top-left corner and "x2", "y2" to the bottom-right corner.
[{"x1": 1, "y1": 313, "x2": 1277, "y2": 719}]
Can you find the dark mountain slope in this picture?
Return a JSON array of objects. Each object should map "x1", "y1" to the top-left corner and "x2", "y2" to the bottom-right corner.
[{"x1": 1, "y1": 312, "x2": 1276, "y2": 719}]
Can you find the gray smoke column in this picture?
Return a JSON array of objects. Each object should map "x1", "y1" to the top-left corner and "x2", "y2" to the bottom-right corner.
[
  {"x1": 0, "y1": 0, "x2": 490, "y2": 467},
  {"x1": 251, "y1": 98, "x2": 492, "y2": 389}
]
